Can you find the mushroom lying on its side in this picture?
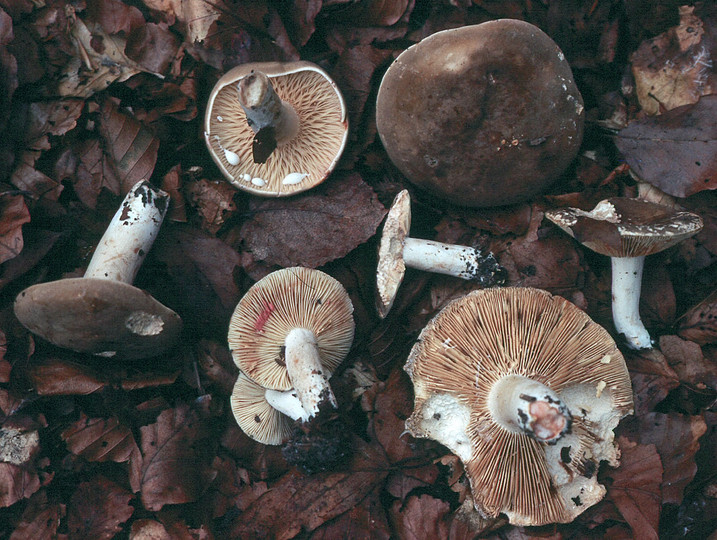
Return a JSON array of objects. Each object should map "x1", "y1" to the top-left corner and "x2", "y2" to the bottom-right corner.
[{"x1": 405, "y1": 287, "x2": 633, "y2": 526}]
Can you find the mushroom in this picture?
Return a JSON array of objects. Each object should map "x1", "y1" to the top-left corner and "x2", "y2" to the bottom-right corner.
[
  {"x1": 404, "y1": 287, "x2": 633, "y2": 526},
  {"x1": 230, "y1": 371, "x2": 308, "y2": 446},
  {"x1": 13, "y1": 181, "x2": 182, "y2": 360},
  {"x1": 377, "y1": 189, "x2": 505, "y2": 318},
  {"x1": 376, "y1": 19, "x2": 584, "y2": 207},
  {"x1": 204, "y1": 61, "x2": 348, "y2": 197},
  {"x1": 545, "y1": 198, "x2": 703, "y2": 349},
  {"x1": 227, "y1": 267, "x2": 354, "y2": 419}
]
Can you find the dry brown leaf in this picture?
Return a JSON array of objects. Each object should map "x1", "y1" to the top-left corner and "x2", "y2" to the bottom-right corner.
[
  {"x1": 0, "y1": 462, "x2": 41, "y2": 508},
  {"x1": 125, "y1": 22, "x2": 179, "y2": 75},
  {"x1": 139, "y1": 403, "x2": 216, "y2": 511},
  {"x1": 143, "y1": 0, "x2": 221, "y2": 43},
  {"x1": 54, "y1": 138, "x2": 121, "y2": 208},
  {"x1": 186, "y1": 179, "x2": 237, "y2": 234},
  {"x1": 62, "y1": 413, "x2": 140, "y2": 464},
  {"x1": 607, "y1": 437, "x2": 662, "y2": 540},
  {"x1": 8, "y1": 490, "x2": 65, "y2": 540},
  {"x1": 67, "y1": 476, "x2": 134, "y2": 540},
  {"x1": 386, "y1": 465, "x2": 440, "y2": 501},
  {"x1": 310, "y1": 487, "x2": 391, "y2": 540},
  {"x1": 0, "y1": 229, "x2": 61, "y2": 293},
  {"x1": 10, "y1": 152, "x2": 64, "y2": 201},
  {"x1": 239, "y1": 172, "x2": 387, "y2": 269},
  {"x1": 26, "y1": 356, "x2": 107, "y2": 396},
  {"x1": 630, "y1": 5, "x2": 717, "y2": 115},
  {"x1": 97, "y1": 99, "x2": 159, "y2": 195},
  {"x1": 0, "y1": 193, "x2": 30, "y2": 265},
  {"x1": 389, "y1": 493, "x2": 451, "y2": 540},
  {"x1": 660, "y1": 335, "x2": 717, "y2": 391},
  {"x1": 678, "y1": 289, "x2": 717, "y2": 344},
  {"x1": 625, "y1": 348, "x2": 680, "y2": 415},
  {"x1": 25, "y1": 100, "x2": 84, "y2": 151},
  {"x1": 614, "y1": 96, "x2": 717, "y2": 197}
]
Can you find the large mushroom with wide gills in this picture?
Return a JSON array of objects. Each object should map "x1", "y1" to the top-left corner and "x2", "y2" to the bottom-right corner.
[{"x1": 404, "y1": 287, "x2": 633, "y2": 526}]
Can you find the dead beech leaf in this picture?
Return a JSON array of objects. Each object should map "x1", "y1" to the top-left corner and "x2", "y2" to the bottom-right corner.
[
  {"x1": 677, "y1": 289, "x2": 717, "y2": 344},
  {"x1": 8, "y1": 490, "x2": 65, "y2": 540},
  {"x1": 390, "y1": 493, "x2": 451, "y2": 540},
  {"x1": 97, "y1": 99, "x2": 159, "y2": 195},
  {"x1": 143, "y1": 0, "x2": 221, "y2": 43},
  {"x1": 0, "y1": 193, "x2": 30, "y2": 265},
  {"x1": 311, "y1": 487, "x2": 391, "y2": 540},
  {"x1": 630, "y1": 5, "x2": 716, "y2": 115},
  {"x1": 614, "y1": 96, "x2": 717, "y2": 197},
  {"x1": 67, "y1": 476, "x2": 134, "y2": 540},
  {"x1": 659, "y1": 335, "x2": 717, "y2": 390},
  {"x1": 139, "y1": 404, "x2": 216, "y2": 511},
  {"x1": 62, "y1": 413, "x2": 140, "y2": 464},
  {"x1": 607, "y1": 437, "x2": 662, "y2": 540},
  {"x1": 186, "y1": 179, "x2": 237, "y2": 234},
  {"x1": 239, "y1": 173, "x2": 387, "y2": 268},
  {"x1": 229, "y1": 439, "x2": 389, "y2": 539},
  {"x1": 27, "y1": 357, "x2": 107, "y2": 396},
  {"x1": 10, "y1": 152, "x2": 64, "y2": 201},
  {"x1": 0, "y1": 462, "x2": 41, "y2": 508},
  {"x1": 25, "y1": 100, "x2": 84, "y2": 151},
  {"x1": 125, "y1": 22, "x2": 180, "y2": 75},
  {"x1": 624, "y1": 348, "x2": 680, "y2": 415}
]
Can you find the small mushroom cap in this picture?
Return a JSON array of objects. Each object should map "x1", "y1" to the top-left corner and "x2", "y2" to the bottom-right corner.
[
  {"x1": 376, "y1": 189, "x2": 412, "y2": 318},
  {"x1": 14, "y1": 278, "x2": 182, "y2": 360},
  {"x1": 545, "y1": 197, "x2": 704, "y2": 257},
  {"x1": 405, "y1": 287, "x2": 633, "y2": 526},
  {"x1": 228, "y1": 267, "x2": 354, "y2": 391},
  {"x1": 231, "y1": 371, "x2": 293, "y2": 445},
  {"x1": 376, "y1": 19, "x2": 584, "y2": 207},
  {"x1": 204, "y1": 61, "x2": 348, "y2": 197}
]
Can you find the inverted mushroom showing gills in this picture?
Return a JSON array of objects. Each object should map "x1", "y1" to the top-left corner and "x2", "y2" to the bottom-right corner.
[
  {"x1": 376, "y1": 19, "x2": 584, "y2": 207},
  {"x1": 545, "y1": 198, "x2": 703, "y2": 349},
  {"x1": 405, "y1": 287, "x2": 633, "y2": 526},
  {"x1": 205, "y1": 61, "x2": 348, "y2": 197},
  {"x1": 377, "y1": 189, "x2": 505, "y2": 318},
  {"x1": 14, "y1": 181, "x2": 182, "y2": 360}
]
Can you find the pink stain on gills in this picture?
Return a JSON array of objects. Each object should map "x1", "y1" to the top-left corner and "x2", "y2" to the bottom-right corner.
[{"x1": 254, "y1": 301, "x2": 275, "y2": 333}]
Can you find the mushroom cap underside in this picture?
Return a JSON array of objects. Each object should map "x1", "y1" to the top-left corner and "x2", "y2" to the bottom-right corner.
[
  {"x1": 231, "y1": 371, "x2": 293, "y2": 446},
  {"x1": 376, "y1": 189, "x2": 412, "y2": 318},
  {"x1": 376, "y1": 19, "x2": 584, "y2": 207},
  {"x1": 14, "y1": 278, "x2": 182, "y2": 360},
  {"x1": 545, "y1": 197, "x2": 704, "y2": 257},
  {"x1": 228, "y1": 267, "x2": 355, "y2": 391},
  {"x1": 404, "y1": 286, "x2": 633, "y2": 526},
  {"x1": 205, "y1": 61, "x2": 348, "y2": 197}
]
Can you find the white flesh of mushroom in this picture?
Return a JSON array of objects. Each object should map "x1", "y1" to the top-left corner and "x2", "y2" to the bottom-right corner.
[
  {"x1": 284, "y1": 328, "x2": 338, "y2": 418},
  {"x1": 84, "y1": 181, "x2": 168, "y2": 284},
  {"x1": 611, "y1": 256, "x2": 652, "y2": 349},
  {"x1": 265, "y1": 388, "x2": 311, "y2": 423}
]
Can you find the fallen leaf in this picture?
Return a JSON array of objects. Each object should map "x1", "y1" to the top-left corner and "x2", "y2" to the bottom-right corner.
[
  {"x1": 186, "y1": 178, "x2": 237, "y2": 234},
  {"x1": 24, "y1": 100, "x2": 84, "y2": 151},
  {"x1": 8, "y1": 490, "x2": 64, "y2": 540},
  {"x1": 614, "y1": 95, "x2": 717, "y2": 197},
  {"x1": 659, "y1": 334, "x2": 717, "y2": 390},
  {"x1": 143, "y1": 0, "x2": 220, "y2": 43},
  {"x1": 0, "y1": 193, "x2": 30, "y2": 265},
  {"x1": 630, "y1": 5, "x2": 717, "y2": 114},
  {"x1": 607, "y1": 437, "x2": 662, "y2": 540},
  {"x1": 62, "y1": 413, "x2": 140, "y2": 465},
  {"x1": 66, "y1": 476, "x2": 134, "y2": 540},
  {"x1": 310, "y1": 486, "x2": 391, "y2": 539},
  {"x1": 389, "y1": 493, "x2": 451, "y2": 540},
  {"x1": 125, "y1": 22, "x2": 179, "y2": 75},
  {"x1": 0, "y1": 229, "x2": 61, "y2": 293},
  {"x1": 0, "y1": 462, "x2": 41, "y2": 507},
  {"x1": 10, "y1": 151, "x2": 63, "y2": 201},
  {"x1": 239, "y1": 172, "x2": 387, "y2": 268},
  {"x1": 625, "y1": 348, "x2": 680, "y2": 415},
  {"x1": 386, "y1": 465, "x2": 440, "y2": 501},
  {"x1": 139, "y1": 403, "x2": 216, "y2": 511},
  {"x1": 97, "y1": 98, "x2": 159, "y2": 195},
  {"x1": 26, "y1": 356, "x2": 107, "y2": 396},
  {"x1": 677, "y1": 289, "x2": 717, "y2": 344}
]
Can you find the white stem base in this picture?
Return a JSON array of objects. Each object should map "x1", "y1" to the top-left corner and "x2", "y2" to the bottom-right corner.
[
  {"x1": 284, "y1": 328, "x2": 337, "y2": 418},
  {"x1": 611, "y1": 256, "x2": 652, "y2": 349},
  {"x1": 84, "y1": 181, "x2": 168, "y2": 284},
  {"x1": 488, "y1": 375, "x2": 571, "y2": 442},
  {"x1": 265, "y1": 388, "x2": 310, "y2": 422},
  {"x1": 403, "y1": 237, "x2": 483, "y2": 280}
]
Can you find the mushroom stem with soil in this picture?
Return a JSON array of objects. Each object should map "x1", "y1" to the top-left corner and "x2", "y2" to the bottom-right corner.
[
  {"x1": 236, "y1": 70, "x2": 299, "y2": 145},
  {"x1": 610, "y1": 256, "x2": 652, "y2": 350}
]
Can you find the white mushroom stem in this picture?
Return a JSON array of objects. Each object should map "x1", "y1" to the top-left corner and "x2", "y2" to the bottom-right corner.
[
  {"x1": 284, "y1": 328, "x2": 338, "y2": 418},
  {"x1": 403, "y1": 238, "x2": 490, "y2": 280},
  {"x1": 84, "y1": 181, "x2": 168, "y2": 284},
  {"x1": 488, "y1": 375, "x2": 571, "y2": 442},
  {"x1": 236, "y1": 70, "x2": 298, "y2": 143},
  {"x1": 611, "y1": 256, "x2": 652, "y2": 350},
  {"x1": 265, "y1": 388, "x2": 311, "y2": 423}
]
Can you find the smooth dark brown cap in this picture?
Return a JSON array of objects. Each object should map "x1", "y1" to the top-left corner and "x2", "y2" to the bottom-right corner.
[
  {"x1": 376, "y1": 19, "x2": 584, "y2": 207},
  {"x1": 545, "y1": 197, "x2": 704, "y2": 257},
  {"x1": 14, "y1": 278, "x2": 182, "y2": 360}
]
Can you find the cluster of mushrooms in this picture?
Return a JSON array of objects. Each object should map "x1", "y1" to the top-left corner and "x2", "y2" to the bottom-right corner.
[{"x1": 13, "y1": 18, "x2": 705, "y2": 530}]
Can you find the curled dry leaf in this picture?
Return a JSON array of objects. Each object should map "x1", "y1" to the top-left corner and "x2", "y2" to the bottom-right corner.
[
  {"x1": 0, "y1": 193, "x2": 30, "y2": 265},
  {"x1": 630, "y1": 5, "x2": 717, "y2": 115},
  {"x1": 677, "y1": 289, "x2": 717, "y2": 344},
  {"x1": 659, "y1": 334, "x2": 717, "y2": 390},
  {"x1": 62, "y1": 413, "x2": 140, "y2": 464},
  {"x1": 389, "y1": 493, "x2": 451, "y2": 540},
  {"x1": 239, "y1": 172, "x2": 387, "y2": 269},
  {"x1": 8, "y1": 490, "x2": 64, "y2": 540},
  {"x1": 67, "y1": 476, "x2": 134, "y2": 540},
  {"x1": 139, "y1": 404, "x2": 216, "y2": 511},
  {"x1": 97, "y1": 99, "x2": 159, "y2": 195},
  {"x1": 607, "y1": 437, "x2": 662, "y2": 540},
  {"x1": 0, "y1": 462, "x2": 41, "y2": 508},
  {"x1": 25, "y1": 100, "x2": 84, "y2": 151},
  {"x1": 614, "y1": 96, "x2": 717, "y2": 197}
]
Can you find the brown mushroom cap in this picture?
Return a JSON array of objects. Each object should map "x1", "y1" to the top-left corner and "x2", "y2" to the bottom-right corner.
[
  {"x1": 228, "y1": 267, "x2": 354, "y2": 391},
  {"x1": 13, "y1": 278, "x2": 182, "y2": 360},
  {"x1": 405, "y1": 287, "x2": 633, "y2": 525},
  {"x1": 376, "y1": 189, "x2": 411, "y2": 318},
  {"x1": 376, "y1": 19, "x2": 584, "y2": 207},
  {"x1": 231, "y1": 371, "x2": 293, "y2": 446},
  {"x1": 545, "y1": 197, "x2": 704, "y2": 257},
  {"x1": 204, "y1": 61, "x2": 348, "y2": 197}
]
